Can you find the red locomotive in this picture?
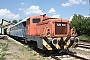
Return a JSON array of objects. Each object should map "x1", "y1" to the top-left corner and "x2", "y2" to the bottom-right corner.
[{"x1": 25, "y1": 14, "x2": 79, "y2": 52}]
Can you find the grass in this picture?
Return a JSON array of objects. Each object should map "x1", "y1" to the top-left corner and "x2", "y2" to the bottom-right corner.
[
  {"x1": 0, "y1": 53, "x2": 6, "y2": 60},
  {"x1": 2, "y1": 43, "x2": 8, "y2": 51},
  {"x1": 7, "y1": 39, "x2": 13, "y2": 42},
  {"x1": 33, "y1": 52, "x2": 37, "y2": 56},
  {"x1": 28, "y1": 58, "x2": 36, "y2": 60},
  {"x1": 0, "y1": 42, "x2": 8, "y2": 60},
  {"x1": 40, "y1": 54, "x2": 44, "y2": 57},
  {"x1": 26, "y1": 47, "x2": 33, "y2": 51},
  {"x1": 0, "y1": 43, "x2": 8, "y2": 51},
  {"x1": 78, "y1": 35, "x2": 90, "y2": 40},
  {"x1": 0, "y1": 43, "x2": 6, "y2": 46}
]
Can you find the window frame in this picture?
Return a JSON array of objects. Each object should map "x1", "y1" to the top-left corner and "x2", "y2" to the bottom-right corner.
[{"x1": 32, "y1": 18, "x2": 40, "y2": 23}]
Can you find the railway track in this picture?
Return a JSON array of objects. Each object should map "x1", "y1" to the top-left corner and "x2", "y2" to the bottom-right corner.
[
  {"x1": 76, "y1": 40, "x2": 90, "y2": 49},
  {"x1": 80, "y1": 40, "x2": 90, "y2": 43},
  {"x1": 45, "y1": 40, "x2": 90, "y2": 60},
  {"x1": 51, "y1": 52, "x2": 89, "y2": 60},
  {"x1": 78, "y1": 43, "x2": 90, "y2": 49}
]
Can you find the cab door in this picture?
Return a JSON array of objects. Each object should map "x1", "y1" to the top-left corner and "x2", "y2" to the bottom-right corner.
[
  {"x1": 30, "y1": 18, "x2": 41, "y2": 36},
  {"x1": 26, "y1": 18, "x2": 30, "y2": 36}
]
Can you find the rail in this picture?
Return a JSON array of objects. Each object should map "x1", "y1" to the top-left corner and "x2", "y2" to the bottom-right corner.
[
  {"x1": 80, "y1": 40, "x2": 90, "y2": 43},
  {"x1": 51, "y1": 52, "x2": 89, "y2": 60},
  {"x1": 67, "y1": 52, "x2": 89, "y2": 60},
  {"x1": 78, "y1": 43, "x2": 90, "y2": 49}
]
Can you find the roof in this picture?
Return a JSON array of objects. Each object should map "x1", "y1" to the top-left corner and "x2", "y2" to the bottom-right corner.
[
  {"x1": 2, "y1": 19, "x2": 15, "y2": 27},
  {"x1": 11, "y1": 17, "x2": 28, "y2": 27}
]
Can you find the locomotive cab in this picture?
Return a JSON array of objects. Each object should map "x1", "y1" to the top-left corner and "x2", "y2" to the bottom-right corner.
[
  {"x1": 26, "y1": 14, "x2": 50, "y2": 36},
  {"x1": 26, "y1": 16, "x2": 42, "y2": 36}
]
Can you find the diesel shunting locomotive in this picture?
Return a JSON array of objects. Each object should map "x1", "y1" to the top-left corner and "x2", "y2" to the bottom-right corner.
[{"x1": 7, "y1": 14, "x2": 79, "y2": 52}]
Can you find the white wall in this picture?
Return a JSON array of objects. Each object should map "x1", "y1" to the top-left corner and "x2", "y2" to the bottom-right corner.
[
  {"x1": 2, "y1": 28, "x2": 4, "y2": 34},
  {"x1": 0, "y1": 28, "x2": 1, "y2": 34}
]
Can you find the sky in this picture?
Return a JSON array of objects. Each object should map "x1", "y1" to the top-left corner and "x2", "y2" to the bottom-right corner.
[{"x1": 0, "y1": 0, "x2": 89, "y2": 23}]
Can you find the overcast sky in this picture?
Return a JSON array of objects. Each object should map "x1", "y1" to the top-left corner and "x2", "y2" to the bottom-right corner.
[{"x1": 0, "y1": 0, "x2": 89, "y2": 23}]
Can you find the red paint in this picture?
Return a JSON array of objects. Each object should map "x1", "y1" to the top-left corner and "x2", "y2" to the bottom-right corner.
[{"x1": 26, "y1": 14, "x2": 73, "y2": 37}]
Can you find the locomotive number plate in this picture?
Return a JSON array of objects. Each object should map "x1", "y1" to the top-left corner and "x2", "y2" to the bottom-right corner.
[
  {"x1": 57, "y1": 23, "x2": 61, "y2": 26},
  {"x1": 57, "y1": 23, "x2": 66, "y2": 26}
]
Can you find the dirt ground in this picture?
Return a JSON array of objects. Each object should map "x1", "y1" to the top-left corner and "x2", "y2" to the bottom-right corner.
[
  {"x1": 1, "y1": 35, "x2": 90, "y2": 60},
  {"x1": 0, "y1": 35, "x2": 48, "y2": 60}
]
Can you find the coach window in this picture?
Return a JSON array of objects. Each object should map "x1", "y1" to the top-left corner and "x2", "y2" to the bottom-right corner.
[
  {"x1": 18, "y1": 24, "x2": 20, "y2": 29},
  {"x1": 33, "y1": 18, "x2": 40, "y2": 23},
  {"x1": 12, "y1": 28, "x2": 13, "y2": 31},
  {"x1": 17, "y1": 25, "x2": 19, "y2": 29},
  {"x1": 16, "y1": 25, "x2": 18, "y2": 30},
  {"x1": 14, "y1": 26, "x2": 15, "y2": 30},
  {"x1": 20, "y1": 24, "x2": 22, "y2": 29},
  {"x1": 15, "y1": 26, "x2": 16, "y2": 30},
  {"x1": 12, "y1": 27, "x2": 14, "y2": 30},
  {"x1": 10, "y1": 28, "x2": 11, "y2": 31}
]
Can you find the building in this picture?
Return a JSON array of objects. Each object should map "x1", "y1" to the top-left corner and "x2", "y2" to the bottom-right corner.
[
  {"x1": 0, "y1": 26, "x2": 1, "y2": 35},
  {"x1": 1, "y1": 19, "x2": 15, "y2": 35}
]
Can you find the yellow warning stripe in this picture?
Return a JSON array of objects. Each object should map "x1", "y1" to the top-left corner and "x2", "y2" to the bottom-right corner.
[
  {"x1": 43, "y1": 39, "x2": 52, "y2": 50},
  {"x1": 64, "y1": 39, "x2": 70, "y2": 49},
  {"x1": 63, "y1": 37, "x2": 67, "y2": 41},
  {"x1": 57, "y1": 38, "x2": 61, "y2": 41},
  {"x1": 71, "y1": 42, "x2": 76, "y2": 48},
  {"x1": 43, "y1": 37, "x2": 76, "y2": 50},
  {"x1": 54, "y1": 44, "x2": 61, "y2": 49}
]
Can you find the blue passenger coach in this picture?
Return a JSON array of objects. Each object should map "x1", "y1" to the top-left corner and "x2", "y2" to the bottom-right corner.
[{"x1": 10, "y1": 18, "x2": 27, "y2": 39}]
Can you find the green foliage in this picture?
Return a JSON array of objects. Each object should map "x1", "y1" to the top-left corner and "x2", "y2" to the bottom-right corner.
[
  {"x1": 25, "y1": 46, "x2": 32, "y2": 51},
  {"x1": 12, "y1": 20, "x2": 18, "y2": 24},
  {"x1": 70, "y1": 14, "x2": 90, "y2": 36},
  {"x1": 28, "y1": 58, "x2": 36, "y2": 60},
  {"x1": 0, "y1": 42, "x2": 8, "y2": 51},
  {"x1": 8, "y1": 21, "x2": 11, "y2": 23},
  {"x1": 0, "y1": 43, "x2": 6, "y2": 47},
  {"x1": 78, "y1": 35, "x2": 90, "y2": 40},
  {"x1": 7, "y1": 40, "x2": 13, "y2": 42},
  {"x1": 19, "y1": 19, "x2": 22, "y2": 22},
  {"x1": 33, "y1": 52, "x2": 37, "y2": 56},
  {"x1": 0, "y1": 53, "x2": 6, "y2": 60},
  {"x1": 2, "y1": 43, "x2": 8, "y2": 51}
]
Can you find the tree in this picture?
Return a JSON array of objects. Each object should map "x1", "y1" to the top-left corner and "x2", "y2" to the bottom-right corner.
[
  {"x1": 8, "y1": 21, "x2": 11, "y2": 23},
  {"x1": 19, "y1": 19, "x2": 22, "y2": 22},
  {"x1": 12, "y1": 20, "x2": 18, "y2": 24},
  {"x1": 0, "y1": 24, "x2": 1, "y2": 26},
  {"x1": 70, "y1": 14, "x2": 82, "y2": 35},
  {"x1": 70, "y1": 14, "x2": 90, "y2": 36}
]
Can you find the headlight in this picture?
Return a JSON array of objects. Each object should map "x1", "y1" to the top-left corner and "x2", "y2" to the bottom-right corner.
[
  {"x1": 47, "y1": 32, "x2": 50, "y2": 36},
  {"x1": 72, "y1": 32, "x2": 75, "y2": 36},
  {"x1": 75, "y1": 37, "x2": 79, "y2": 43},
  {"x1": 70, "y1": 37, "x2": 74, "y2": 41},
  {"x1": 52, "y1": 38, "x2": 58, "y2": 45}
]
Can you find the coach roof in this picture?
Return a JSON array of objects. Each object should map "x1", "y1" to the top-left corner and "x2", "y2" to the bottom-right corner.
[{"x1": 11, "y1": 17, "x2": 28, "y2": 27}]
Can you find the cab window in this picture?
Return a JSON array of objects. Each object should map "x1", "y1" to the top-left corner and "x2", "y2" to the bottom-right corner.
[{"x1": 33, "y1": 18, "x2": 40, "y2": 23}]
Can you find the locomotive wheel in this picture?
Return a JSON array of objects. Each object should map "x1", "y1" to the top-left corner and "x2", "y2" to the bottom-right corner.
[{"x1": 27, "y1": 41, "x2": 37, "y2": 49}]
